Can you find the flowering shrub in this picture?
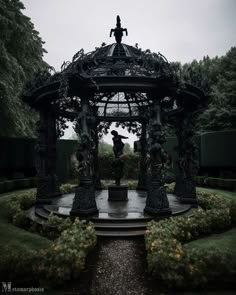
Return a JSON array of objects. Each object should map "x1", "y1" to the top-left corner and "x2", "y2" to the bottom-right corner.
[
  {"x1": 37, "y1": 219, "x2": 96, "y2": 286},
  {"x1": 6, "y1": 191, "x2": 36, "y2": 226},
  {"x1": 145, "y1": 190, "x2": 236, "y2": 289}
]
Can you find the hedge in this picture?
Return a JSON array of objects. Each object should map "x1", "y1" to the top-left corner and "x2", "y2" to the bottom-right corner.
[
  {"x1": 0, "y1": 177, "x2": 38, "y2": 194},
  {"x1": 1, "y1": 190, "x2": 97, "y2": 287},
  {"x1": 98, "y1": 153, "x2": 139, "y2": 179},
  {"x1": 195, "y1": 176, "x2": 236, "y2": 191},
  {"x1": 145, "y1": 189, "x2": 236, "y2": 289}
]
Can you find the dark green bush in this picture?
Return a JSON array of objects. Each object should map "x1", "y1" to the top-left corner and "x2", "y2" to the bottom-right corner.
[
  {"x1": 0, "y1": 219, "x2": 97, "y2": 288},
  {"x1": 14, "y1": 178, "x2": 31, "y2": 189},
  {"x1": 98, "y1": 153, "x2": 139, "y2": 179},
  {"x1": 37, "y1": 219, "x2": 97, "y2": 287},
  {"x1": 29, "y1": 177, "x2": 38, "y2": 187},
  {"x1": 145, "y1": 190, "x2": 236, "y2": 289},
  {"x1": 60, "y1": 183, "x2": 76, "y2": 194},
  {"x1": 4, "y1": 180, "x2": 15, "y2": 191},
  {"x1": 0, "y1": 181, "x2": 5, "y2": 193},
  {"x1": 0, "y1": 246, "x2": 38, "y2": 285}
]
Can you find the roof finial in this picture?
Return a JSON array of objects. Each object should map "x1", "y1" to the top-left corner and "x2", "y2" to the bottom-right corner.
[{"x1": 110, "y1": 15, "x2": 128, "y2": 43}]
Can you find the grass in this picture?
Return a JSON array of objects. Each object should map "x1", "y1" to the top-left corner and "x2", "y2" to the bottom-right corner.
[
  {"x1": 185, "y1": 227, "x2": 236, "y2": 266},
  {"x1": 0, "y1": 189, "x2": 51, "y2": 253}
]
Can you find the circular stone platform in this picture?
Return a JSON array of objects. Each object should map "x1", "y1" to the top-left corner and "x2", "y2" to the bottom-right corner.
[{"x1": 32, "y1": 190, "x2": 192, "y2": 236}]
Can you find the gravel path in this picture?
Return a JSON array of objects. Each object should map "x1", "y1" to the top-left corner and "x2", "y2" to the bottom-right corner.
[{"x1": 90, "y1": 237, "x2": 150, "y2": 295}]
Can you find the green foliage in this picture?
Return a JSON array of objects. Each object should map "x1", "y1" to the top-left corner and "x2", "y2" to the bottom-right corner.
[
  {"x1": 5, "y1": 191, "x2": 36, "y2": 222},
  {"x1": 0, "y1": 245, "x2": 39, "y2": 285},
  {"x1": 37, "y1": 219, "x2": 97, "y2": 287},
  {"x1": 145, "y1": 190, "x2": 236, "y2": 289},
  {"x1": 0, "y1": 190, "x2": 97, "y2": 288},
  {"x1": 195, "y1": 176, "x2": 236, "y2": 191},
  {"x1": 0, "y1": 0, "x2": 47, "y2": 137},
  {"x1": 60, "y1": 183, "x2": 76, "y2": 194},
  {"x1": 179, "y1": 47, "x2": 236, "y2": 132},
  {"x1": 98, "y1": 153, "x2": 139, "y2": 179},
  {"x1": 98, "y1": 141, "x2": 113, "y2": 155}
]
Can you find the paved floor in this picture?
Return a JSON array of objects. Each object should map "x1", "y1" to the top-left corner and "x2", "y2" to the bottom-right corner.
[{"x1": 46, "y1": 190, "x2": 191, "y2": 220}]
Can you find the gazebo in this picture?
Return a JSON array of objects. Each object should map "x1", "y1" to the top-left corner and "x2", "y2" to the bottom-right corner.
[{"x1": 23, "y1": 16, "x2": 207, "y2": 220}]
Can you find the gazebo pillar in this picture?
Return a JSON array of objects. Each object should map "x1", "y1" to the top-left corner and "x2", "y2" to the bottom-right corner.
[
  {"x1": 174, "y1": 112, "x2": 198, "y2": 206},
  {"x1": 70, "y1": 97, "x2": 98, "y2": 216},
  {"x1": 144, "y1": 100, "x2": 171, "y2": 216},
  {"x1": 35, "y1": 107, "x2": 61, "y2": 206},
  {"x1": 94, "y1": 128, "x2": 102, "y2": 190},
  {"x1": 136, "y1": 122, "x2": 148, "y2": 190}
]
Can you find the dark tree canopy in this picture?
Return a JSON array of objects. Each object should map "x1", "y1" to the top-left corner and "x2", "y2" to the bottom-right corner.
[
  {"x1": 0, "y1": 0, "x2": 47, "y2": 137},
  {"x1": 179, "y1": 47, "x2": 236, "y2": 132}
]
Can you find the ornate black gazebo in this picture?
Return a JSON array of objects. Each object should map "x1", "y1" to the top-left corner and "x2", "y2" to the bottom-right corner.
[{"x1": 23, "y1": 16, "x2": 207, "y2": 218}]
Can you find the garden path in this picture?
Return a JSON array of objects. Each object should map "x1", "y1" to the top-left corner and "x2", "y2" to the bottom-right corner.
[{"x1": 89, "y1": 237, "x2": 151, "y2": 295}]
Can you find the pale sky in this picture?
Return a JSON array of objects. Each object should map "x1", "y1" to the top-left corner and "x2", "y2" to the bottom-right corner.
[{"x1": 22, "y1": 0, "x2": 236, "y2": 145}]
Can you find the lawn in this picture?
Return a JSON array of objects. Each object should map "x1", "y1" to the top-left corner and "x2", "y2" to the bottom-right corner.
[{"x1": 0, "y1": 189, "x2": 51, "y2": 253}]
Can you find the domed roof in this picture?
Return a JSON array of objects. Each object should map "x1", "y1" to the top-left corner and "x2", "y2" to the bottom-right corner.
[{"x1": 62, "y1": 42, "x2": 173, "y2": 79}]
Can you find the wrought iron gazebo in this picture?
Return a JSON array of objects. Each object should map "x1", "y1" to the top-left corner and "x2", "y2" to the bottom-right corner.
[{"x1": 23, "y1": 16, "x2": 207, "y2": 217}]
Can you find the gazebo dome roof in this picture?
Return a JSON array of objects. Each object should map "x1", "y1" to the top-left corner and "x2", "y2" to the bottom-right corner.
[{"x1": 62, "y1": 42, "x2": 172, "y2": 80}]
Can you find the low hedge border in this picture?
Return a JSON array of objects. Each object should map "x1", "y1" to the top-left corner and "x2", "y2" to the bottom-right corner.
[
  {"x1": 0, "y1": 177, "x2": 38, "y2": 194},
  {"x1": 1, "y1": 189, "x2": 97, "y2": 288},
  {"x1": 195, "y1": 176, "x2": 236, "y2": 191},
  {"x1": 145, "y1": 187, "x2": 236, "y2": 290}
]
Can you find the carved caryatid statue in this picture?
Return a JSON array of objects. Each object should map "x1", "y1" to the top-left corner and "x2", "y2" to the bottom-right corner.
[{"x1": 110, "y1": 16, "x2": 128, "y2": 43}]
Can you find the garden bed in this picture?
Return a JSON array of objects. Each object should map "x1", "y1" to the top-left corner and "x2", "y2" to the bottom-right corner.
[{"x1": 145, "y1": 187, "x2": 236, "y2": 291}]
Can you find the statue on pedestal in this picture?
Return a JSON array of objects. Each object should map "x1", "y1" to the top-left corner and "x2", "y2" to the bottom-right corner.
[{"x1": 108, "y1": 130, "x2": 128, "y2": 200}]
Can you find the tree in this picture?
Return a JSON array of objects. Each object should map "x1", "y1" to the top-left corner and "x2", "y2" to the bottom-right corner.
[
  {"x1": 198, "y1": 47, "x2": 236, "y2": 131},
  {"x1": 0, "y1": 0, "x2": 48, "y2": 137},
  {"x1": 178, "y1": 47, "x2": 236, "y2": 132}
]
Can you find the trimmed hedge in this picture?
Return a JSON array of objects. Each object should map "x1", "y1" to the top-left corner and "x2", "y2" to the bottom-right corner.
[
  {"x1": 0, "y1": 177, "x2": 38, "y2": 194},
  {"x1": 1, "y1": 191, "x2": 97, "y2": 287},
  {"x1": 195, "y1": 176, "x2": 236, "y2": 191},
  {"x1": 98, "y1": 153, "x2": 139, "y2": 179},
  {"x1": 145, "y1": 189, "x2": 236, "y2": 289}
]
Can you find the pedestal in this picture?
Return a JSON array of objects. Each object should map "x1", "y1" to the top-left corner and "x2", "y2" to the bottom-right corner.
[
  {"x1": 70, "y1": 180, "x2": 98, "y2": 216},
  {"x1": 108, "y1": 185, "x2": 128, "y2": 201}
]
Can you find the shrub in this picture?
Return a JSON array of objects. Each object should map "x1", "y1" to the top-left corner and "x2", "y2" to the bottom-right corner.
[
  {"x1": 37, "y1": 219, "x2": 97, "y2": 287},
  {"x1": 0, "y1": 181, "x2": 6, "y2": 193},
  {"x1": 0, "y1": 246, "x2": 38, "y2": 285},
  {"x1": 18, "y1": 191, "x2": 36, "y2": 209},
  {"x1": 60, "y1": 183, "x2": 76, "y2": 194},
  {"x1": 12, "y1": 210, "x2": 31, "y2": 228},
  {"x1": 0, "y1": 219, "x2": 97, "y2": 288},
  {"x1": 41, "y1": 214, "x2": 73, "y2": 239},
  {"x1": 14, "y1": 178, "x2": 31, "y2": 189},
  {"x1": 145, "y1": 190, "x2": 236, "y2": 289},
  {"x1": 4, "y1": 180, "x2": 15, "y2": 191}
]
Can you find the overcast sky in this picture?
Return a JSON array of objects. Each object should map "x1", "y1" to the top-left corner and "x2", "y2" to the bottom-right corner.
[{"x1": 22, "y1": 0, "x2": 236, "y2": 145}]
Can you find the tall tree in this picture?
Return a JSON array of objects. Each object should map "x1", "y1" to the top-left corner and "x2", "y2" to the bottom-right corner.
[
  {"x1": 0, "y1": 0, "x2": 47, "y2": 137},
  {"x1": 178, "y1": 47, "x2": 236, "y2": 132}
]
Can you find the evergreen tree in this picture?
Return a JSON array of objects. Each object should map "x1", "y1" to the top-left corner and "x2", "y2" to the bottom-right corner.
[{"x1": 0, "y1": 0, "x2": 47, "y2": 137}]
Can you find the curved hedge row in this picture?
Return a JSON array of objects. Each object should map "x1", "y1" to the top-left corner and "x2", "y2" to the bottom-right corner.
[
  {"x1": 145, "y1": 190, "x2": 236, "y2": 289},
  {"x1": 1, "y1": 190, "x2": 97, "y2": 288}
]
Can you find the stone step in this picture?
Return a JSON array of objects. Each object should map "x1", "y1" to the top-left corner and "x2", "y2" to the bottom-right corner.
[
  {"x1": 35, "y1": 207, "x2": 50, "y2": 220},
  {"x1": 95, "y1": 230, "x2": 146, "y2": 237},
  {"x1": 93, "y1": 222, "x2": 147, "y2": 231}
]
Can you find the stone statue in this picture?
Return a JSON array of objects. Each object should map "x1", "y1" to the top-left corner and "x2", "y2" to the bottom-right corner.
[
  {"x1": 110, "y1": 16, "x2": 128, "y2": 43},
  {"x1": 111, "y1": 130, "x2": 128, "y2": 158},
  {"x1": 110, "y1": 130, "x2": 128, "y2": 186}
]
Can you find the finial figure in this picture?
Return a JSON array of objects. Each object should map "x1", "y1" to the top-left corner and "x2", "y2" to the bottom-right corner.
[{"x1": 110, "y1": 15, "x2": 128, "y2": 43}]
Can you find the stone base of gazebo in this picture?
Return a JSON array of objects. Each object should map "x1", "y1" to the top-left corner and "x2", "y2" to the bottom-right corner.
[{"x1": 28, "y1": 190, "x2": 193, "y2": 237}]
